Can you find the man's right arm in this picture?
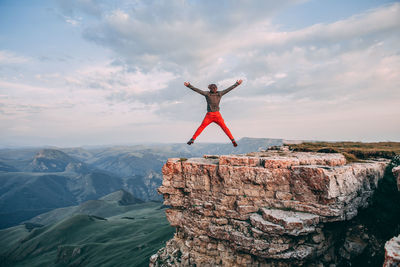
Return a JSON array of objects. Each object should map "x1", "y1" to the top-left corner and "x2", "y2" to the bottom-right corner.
[{"x1": 185, "y1": 82, "x2": 207, "y2": 96}]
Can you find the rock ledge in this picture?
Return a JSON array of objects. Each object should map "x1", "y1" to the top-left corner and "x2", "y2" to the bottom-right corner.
[{"x1": 150, "y1": 151, "x2": 388, "y2": 266}]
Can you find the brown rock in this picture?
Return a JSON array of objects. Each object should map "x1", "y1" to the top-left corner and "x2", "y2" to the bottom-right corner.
[
  {"x1": 150, "y1": 151, "x2": 388, "y2": 267},
  {"x1": 236, "y1": 205, "x2": 259, "y2": 214},
  {"x1": 275, "y1": 191, "x2": 292, "y2": 200},
  {"x1": 165, "y1": 209, "x2": 183, "y2": 227},
  {"x1": 260, "y1": 207, "x2": 320, "y2": 230}
]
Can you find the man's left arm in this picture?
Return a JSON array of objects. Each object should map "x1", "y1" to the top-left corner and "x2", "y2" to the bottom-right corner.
[{"x1": 220, "y1": 79, "x2": 242, "y2": 96}]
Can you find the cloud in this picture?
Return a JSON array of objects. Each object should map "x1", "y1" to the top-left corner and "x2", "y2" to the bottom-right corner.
[
  {"x1": 64, "y1": 15, "x2": 81, "y2": 26},
  {"x1": 64, "y1": 2, "x2": 399, "y2": 72},
  {"x1": 0, "y1": 74, "x2": 181, "y2": 146},
  {"x1": 63, "y1": 61, "x2": 178, "y2": 95},
  {"x1": 0, "y1": 57, "x2": 181, "y2": 139},
  {"x1": 63, "y1": 0, "x2": 298, "y2": 73},
  {"x1": 90, "y1": 3, "x2": 398, "y2": 119},
  {"x1": 292, "y1": 3, "x2": 400, "y2": 43},
  {"x1": 251, "y1": 72, "x2": 287, "y2": 87},
  {"x1": 56, "y1": 1, "x2": 400, "y2": 101},
  {"x1": 0, "y1": 50, "x2": 31, "y2": 64},
  {"x1": 2, "y1": 1, "x2": 400, "y2": 145}
]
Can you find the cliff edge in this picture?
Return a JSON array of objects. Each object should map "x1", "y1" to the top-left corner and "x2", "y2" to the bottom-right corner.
[
  {"x1": 382, "y1": 165, "x2": 400, "y2": 267},
  {"x1": 150, "y1": 150, "x2": 388, "y2": 266}
]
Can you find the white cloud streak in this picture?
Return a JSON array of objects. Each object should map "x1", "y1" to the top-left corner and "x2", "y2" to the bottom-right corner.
[{"x1": 0, "y1": 50, "x2": 31, "y2": 64}]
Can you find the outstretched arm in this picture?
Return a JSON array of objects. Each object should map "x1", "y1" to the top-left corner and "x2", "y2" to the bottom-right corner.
[
  {"x1": 220, "y1": 79, "x2": 243, "y2": 96},
  {"x1": 184, "y1": 82, "x2": 207, "y2": 96}
]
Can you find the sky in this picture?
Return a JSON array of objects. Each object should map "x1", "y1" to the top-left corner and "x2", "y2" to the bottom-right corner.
[{"x1": 0, "y1": 0, "x2": 399, "y2": 147}]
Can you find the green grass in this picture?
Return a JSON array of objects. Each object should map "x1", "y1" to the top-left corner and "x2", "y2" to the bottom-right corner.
[
  {"x1": 0, "y1": 202, "x2": 175, "y2": 267},
  {"x1": 287, "y1": 141, "x2": 400, "y2": 162}
]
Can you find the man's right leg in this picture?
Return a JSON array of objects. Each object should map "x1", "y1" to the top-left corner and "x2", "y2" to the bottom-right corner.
[{"x1": 191, "y1": 113, "x2": 213, "y2": 140}]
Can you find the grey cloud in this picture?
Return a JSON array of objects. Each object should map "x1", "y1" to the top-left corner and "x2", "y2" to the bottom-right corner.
[
  {"x1": 64, "y1": 0, "x2": 297, "y2": 71},
  {"x1": 55, "y1": 1, "x2": 400, "y2": 85},
  {"x1": 55, "y1": 1, "x2": 400, "y2": 135}
]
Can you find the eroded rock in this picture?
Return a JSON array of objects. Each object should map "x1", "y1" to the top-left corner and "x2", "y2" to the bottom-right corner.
[
  {"x1": 383, "y1": 234, "x2": 400, "y2": 267},
  {"x1": 150, "y1": 150, "x2": 388, "y2": 266}
]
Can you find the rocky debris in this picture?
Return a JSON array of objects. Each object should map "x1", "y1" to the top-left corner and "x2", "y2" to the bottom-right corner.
[
  {"x1": 150, "y1": 150, "x2": 388, "y2": 266},
  {"x1": 338, "y1": 224, "x2": 370, "y2": 262},
  {"x1": 383, "y1": 234, "x2": 400, "y2": 267},
  {"x1": 266, "y1": 145, "x2": 290, "y2": 152},
  {"x1": 392, "y1": 166, "x2": 400, "y2": 191}
]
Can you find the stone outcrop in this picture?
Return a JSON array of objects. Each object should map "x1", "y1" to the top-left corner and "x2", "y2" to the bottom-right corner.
[
  {"x1": 392, "y1": 166, "x2": 400, "y2": 191},
  {"x1": 383, "y1": 234, "x2": 400, "y2": 267},
  {"x1": 382, "y1": 165, "x2": 400, "y2": 266},
  {"x1": 150, "y1": 150, "x2": 388, "y2": 266}
]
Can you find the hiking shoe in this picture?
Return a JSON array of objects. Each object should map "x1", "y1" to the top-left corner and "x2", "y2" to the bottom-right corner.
[
  {"x1": 187, "y1": 138, "x2": 194, "y2": 145},
  {"x1": 232, "y1": 140, "x2": 238, "y2": 147}
]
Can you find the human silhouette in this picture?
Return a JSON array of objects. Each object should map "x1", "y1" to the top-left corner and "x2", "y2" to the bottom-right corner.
[{"x1": 184, "y1": 79, "x2": 243, "y2": 147}]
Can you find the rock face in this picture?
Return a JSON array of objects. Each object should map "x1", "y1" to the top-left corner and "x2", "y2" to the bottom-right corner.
[
  {"x1": 150, "y1": 151, "x2": 388, "y2": 266},
  {"x1": 382, "y1": 166, "x2": 400, "y2": 266},
  {"x1": 384, "y1": 234, "x2": 400, "y2": 267},
  {"x1": 392, "y1": 166, "x2": 400, "y2": 191}
]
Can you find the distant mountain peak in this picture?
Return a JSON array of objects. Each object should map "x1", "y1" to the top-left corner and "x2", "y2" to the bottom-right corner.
[
  {"x1": 30, "y1": 148, "x2": 88, "y2": 173},
  {"x1": 35, "y1": 148, "x2": 72, "y2": 159}
]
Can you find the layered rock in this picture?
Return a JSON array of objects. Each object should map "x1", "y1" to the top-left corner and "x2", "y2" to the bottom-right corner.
[
  {"x1": 383, "y1": 234, "x2": 400, "y2": 267},
  {"x1": 150, "y1": 151, "x2": 388, "y2": 266},
  {"x1": 382, "y1": 165, "x2": 400, "y2": 266}
]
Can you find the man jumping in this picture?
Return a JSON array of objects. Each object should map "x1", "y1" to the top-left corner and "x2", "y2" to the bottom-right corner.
[{"x1": 184, "y1": 79, "x2": 243, "y2": 147}]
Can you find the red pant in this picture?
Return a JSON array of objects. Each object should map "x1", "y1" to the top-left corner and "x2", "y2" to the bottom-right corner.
[{"x1": 192, "y1": 111, "x2": 234, "y2": 140}]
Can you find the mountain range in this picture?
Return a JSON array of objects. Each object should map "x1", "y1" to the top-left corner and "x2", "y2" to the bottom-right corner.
[
  {"x1": 0, "y1": 190, "x2": 174, "y2": 267},
  {"x1": 0, "y1": 137, "x2": 283, "y2": 228}
]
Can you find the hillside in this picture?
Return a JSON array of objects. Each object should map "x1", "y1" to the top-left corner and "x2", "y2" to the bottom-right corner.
[
  {"x1": 0, "y1": 201, "x2": 174, "y2": 267},
  {"x1": 27, "y1": 189, "x2": 143, "y2": 226},
  {"x1": 0, "y1": 149, "x2": 126, "y2": 228}
]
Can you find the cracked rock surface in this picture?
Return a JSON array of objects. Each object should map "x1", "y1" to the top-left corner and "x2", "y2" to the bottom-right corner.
[
  {"x1": 150, "y1": 151, "x2": 388, "y2": 266},
  {"x1": 384, "y1": 234, "x2": 400, "y2": 267}
]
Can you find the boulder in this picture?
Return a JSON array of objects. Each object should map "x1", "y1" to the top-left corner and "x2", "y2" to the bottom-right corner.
[{"x1": 383, "y1": 234, "x2": 400, "y2": 267}]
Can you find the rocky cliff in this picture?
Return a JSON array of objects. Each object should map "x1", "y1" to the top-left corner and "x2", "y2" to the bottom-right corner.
[
  {"x1": 150, "y1": 150, "x2": 388, "y2": 266},
  {"x1": 393, "y1": 166, "x2": 400, "y2": 191},
  {"x1": 382, "y1": 166, "x2": 400, "y2": 267}
]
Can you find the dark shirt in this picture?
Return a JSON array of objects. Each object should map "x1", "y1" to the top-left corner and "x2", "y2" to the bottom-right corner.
[{"x1": 187, "y1": 82, "x2": 240, "y2": 112}]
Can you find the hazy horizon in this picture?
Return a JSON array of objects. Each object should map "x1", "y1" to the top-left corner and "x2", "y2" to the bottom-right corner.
[
  {"x1": 1, "y1": 0, "x2": 399, "y2": 146},
  {"x1": 1, "y1": 136, "x2": 398, "y2": 150}
]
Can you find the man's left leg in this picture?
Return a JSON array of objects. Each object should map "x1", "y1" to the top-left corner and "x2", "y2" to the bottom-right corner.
[{"x1": 214, "y1": 112, "x2": 237, "y2": 147}]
